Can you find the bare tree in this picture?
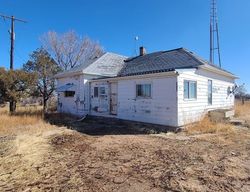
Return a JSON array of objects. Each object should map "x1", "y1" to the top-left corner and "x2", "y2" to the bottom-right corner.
[
  {"x1": 41, "y1": 31, "x2": 104, "y2": 71},
  {"x1": 235, "y1": 84, "x2": 247, "y2": 105}
]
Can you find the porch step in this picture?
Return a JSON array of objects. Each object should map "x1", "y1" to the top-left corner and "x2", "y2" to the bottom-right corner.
[{"x1": 229, "y1": 118, "x2": 247, "y2": 126}]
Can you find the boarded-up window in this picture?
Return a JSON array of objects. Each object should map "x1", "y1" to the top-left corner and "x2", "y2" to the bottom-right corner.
[
  {"x1": 65, "y1": 91, "x2": 75, "y2": 97},
  {"x1": 136, "y1": 84, "x2": 151, "y2": 98},
  {"x1": 94, "y1": 87, "x2": 98, "y2": 97},
  {"x1": 184, "y1": 80, "x2": 197, "y2": 99}
]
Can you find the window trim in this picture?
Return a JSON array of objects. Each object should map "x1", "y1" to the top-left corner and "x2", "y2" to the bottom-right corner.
[
  {"x1": 183, "y1": 80, "x2": 197, "y2": 100},
  {"x1": 136, "y1": 83, "x2": 152, "y2": 99}
]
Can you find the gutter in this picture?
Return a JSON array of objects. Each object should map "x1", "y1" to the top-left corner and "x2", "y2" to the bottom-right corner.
[
  {"x1": 54, "y1": 70, "x2": 83, "y2": 79},
  {"x1": 199, "y1": 65, "x2": 238, "y2": 79},
  {"x1": 89, "y1": 71, "x2": 179, "y2": 82}
]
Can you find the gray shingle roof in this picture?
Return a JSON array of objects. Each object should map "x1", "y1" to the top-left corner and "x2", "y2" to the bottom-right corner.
[
  {"x1": 118, "y1": 48, "x2": 206, "y2": 77},
  {"x1": 55, "y1": 52, "x2": 127, "y2": 78},
  {"x1": 83, "y1": 52, "x2": 127, "y2": 76}
]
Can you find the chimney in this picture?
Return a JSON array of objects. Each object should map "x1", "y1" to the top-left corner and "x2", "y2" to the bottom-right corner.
[{"x1": 139, "y1": 46, "x2": 146, "y2": 56}]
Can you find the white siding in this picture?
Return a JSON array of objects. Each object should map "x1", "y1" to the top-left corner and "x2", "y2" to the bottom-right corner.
[
  {"x1": 117, "y1": 76, "x2": 178, "y2": 126},
  {"x1": 57, "y1": 75, "x2": 85, "y2": 115},
  {"x1": 57, "y1": 68, "x2": 235, "y2": 127},
  {"x1": 177, "y1": 68, "x2": 235, "y2": 126},
  {"x1": 57, "y1": 74, "x2": 101, "y2": 116}
]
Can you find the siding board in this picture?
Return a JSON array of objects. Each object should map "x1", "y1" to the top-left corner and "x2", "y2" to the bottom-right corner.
[{"x1": 177, "y1": 68, "x2": 234, "y2": 126}]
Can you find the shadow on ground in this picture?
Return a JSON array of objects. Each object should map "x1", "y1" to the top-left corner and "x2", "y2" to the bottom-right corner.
[{"x1": 45, "y1": 113, "x2": 177, "y2": 136}]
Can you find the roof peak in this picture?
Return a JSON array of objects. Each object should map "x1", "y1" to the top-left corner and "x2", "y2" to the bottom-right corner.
[{"x1": 103, "y1": 52, "x2": 127, "y2": 58}]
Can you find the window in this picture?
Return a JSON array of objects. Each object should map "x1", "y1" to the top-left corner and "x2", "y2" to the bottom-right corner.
[
  {"x1": 94, "y1": 87, "x2": 98, "y2": 97},
  {"x1": 64, "y1": 91, "x2": 75, "y2": 97},
  {"x1": 99, "y1": 87, "x2": 106, "y2": 95},
  {"x1": 136, "y1": 84, "x2": 151, "y2": 98},
  {"x1": 208, "y1": 80, "x2": 212, "y2": 105},
  {"x1": 184, "y1": 80, "x2": 197, "y2": 99}
]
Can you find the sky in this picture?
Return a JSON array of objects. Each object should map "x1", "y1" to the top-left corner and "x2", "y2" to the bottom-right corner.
[{"x1": 0, "y1": 0, "x2": 249, "y2": 92}]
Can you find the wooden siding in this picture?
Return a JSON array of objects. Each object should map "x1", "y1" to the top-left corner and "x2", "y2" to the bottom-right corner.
[
  {"x1": 177, "y1": 68, "x2": 235, "y2": 126},
  {"x1": 117, "y1": 76, "x2": 178, "y2": 126},
  {"x1": 57, "y1": 74, "x2": 100, "y2": 116}
]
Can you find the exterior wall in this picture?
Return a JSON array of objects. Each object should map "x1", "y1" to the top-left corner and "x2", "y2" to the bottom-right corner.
[
  {"x1": 57, "y1": 75, "x2": 85, "y2": 115},
  {"x1": 177, "y1": 68, "x2": 235, "y2": 126},
  {"x1": 117, "y1": 76, "x2": 178, "y2": 126},
  {"x1": 57, "y1": 74, "x2": 100, "y2": 116},
  {"x1": 57, "y1": 68, "x2": 235, "y2": 127}
]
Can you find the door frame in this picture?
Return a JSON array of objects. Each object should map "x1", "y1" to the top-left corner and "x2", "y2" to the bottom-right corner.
[{"x1": 110, "y1": 82, "x2": 118, "y2": 115}]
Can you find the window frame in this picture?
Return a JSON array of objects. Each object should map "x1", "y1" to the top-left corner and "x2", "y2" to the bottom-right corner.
[
  {"x1": 99, "y1": 87, "x2": 106, "y2": 95},
  {"x1": 183, "y1": 80, "x2": 197, "y2": 100},
  {"x1": 136, "y1": 84, "x2": 152, "y2": 99}
]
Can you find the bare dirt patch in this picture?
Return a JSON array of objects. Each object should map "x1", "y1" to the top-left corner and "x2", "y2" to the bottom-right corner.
[
  {"x1": 1, "y1": 128, "x2": 250, "y2": 192},
  {"x1": 1, "y1": 105, "x2": 250, "y2": 191}
]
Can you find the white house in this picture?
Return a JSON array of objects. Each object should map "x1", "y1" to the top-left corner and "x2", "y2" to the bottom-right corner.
[{"x1": 56, "y1": 47, "x2": 236, "y2": 127}]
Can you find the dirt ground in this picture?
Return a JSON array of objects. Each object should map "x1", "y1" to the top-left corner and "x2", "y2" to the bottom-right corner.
[{"x1": 1, "y1": 104, "x2": 250, "y2": 191}]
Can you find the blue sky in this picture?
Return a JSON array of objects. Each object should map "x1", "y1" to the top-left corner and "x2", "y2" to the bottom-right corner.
[{"x1": 0, "y1": 0, "x2": 249, "y2": 92}]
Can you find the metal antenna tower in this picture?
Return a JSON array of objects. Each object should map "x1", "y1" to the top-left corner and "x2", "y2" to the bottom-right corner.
[{"x1": 210, "y1": 0, "x2": 221, "y2": 67}]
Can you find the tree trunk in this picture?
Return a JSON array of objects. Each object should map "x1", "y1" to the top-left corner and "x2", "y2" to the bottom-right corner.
[
  {"x1": 9, "y1": 100, "x2": 16, "y2": 113},
  {"x1": 43, "y1": 97, "x2": 47, "y2": 115},
  {"x1": 241, "y1": 97, "x2": 245, "y2": 105}
]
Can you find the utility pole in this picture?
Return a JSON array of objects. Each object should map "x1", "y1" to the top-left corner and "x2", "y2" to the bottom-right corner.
[
  {"x1": 10, "y1": 16, "x2": 14, "y2": 70},
  {"x1": 0, "y1": 14, "x2": 27, "y2": 70},
  {"x1": 210, "y1": 0, "x2": 222, "y2": 67},
  {"x1": 0, "y1": 14, "x2": 27, "y2": 112}
]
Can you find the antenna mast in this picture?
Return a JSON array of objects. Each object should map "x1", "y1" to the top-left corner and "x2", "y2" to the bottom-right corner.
[{"x1": 210, "y1": 0, "x2": 221, "y2": 67}]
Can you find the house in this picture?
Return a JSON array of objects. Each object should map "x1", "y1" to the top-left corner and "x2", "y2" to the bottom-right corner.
[{"x1": 56, "y1": 47, "x2": 236, "y2": 127}]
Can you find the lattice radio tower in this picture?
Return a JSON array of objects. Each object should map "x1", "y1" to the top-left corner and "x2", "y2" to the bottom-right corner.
[{"x1": 210, "y1": 0, "x2": 221, "y2": 67}]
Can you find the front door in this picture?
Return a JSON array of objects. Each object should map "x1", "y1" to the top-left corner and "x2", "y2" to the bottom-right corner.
[{"x1": 110, "y1": 82, "x2": 118, "y2": 115}]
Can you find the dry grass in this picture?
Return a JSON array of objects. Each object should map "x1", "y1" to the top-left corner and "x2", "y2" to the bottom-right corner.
[
  {"x1": 234, "y1": 100, "x2": 250, "y2": 127},
  {"x1": 186, "y1": 116, "x2": 234, "y2": 135},
  {"x1": 235, "y1": 100, "x2": 250, "y2": 117},
  {"x1": 186, "y1": 101, "x2": 250, "y2": 135},
  {"x1": 0, "y1": 106, "x2": 55, "y2": 136}
]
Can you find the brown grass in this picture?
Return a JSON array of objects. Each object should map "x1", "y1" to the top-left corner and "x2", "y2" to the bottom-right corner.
[
  {"x1": 235, "y1": 100, "x2": 250, "y2": 117},
  {"x1": 234, "y1": 100, "x2": 250, "y2": 127},
  {"x1": 186, "y1": 116, "x2": 234, "y2": 135},
  {"x1": 0, "y1": 106, "x2": 55, "y2": 136}
]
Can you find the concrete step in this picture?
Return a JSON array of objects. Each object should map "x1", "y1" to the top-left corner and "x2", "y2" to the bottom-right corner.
[{"x1": 229, "y1": 118, "x2": 247, "y2": 126}]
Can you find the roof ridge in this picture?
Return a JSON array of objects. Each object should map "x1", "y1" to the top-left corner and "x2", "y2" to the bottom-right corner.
[
  {"x1": 161, "y1": 47, "x2": 184, "y2": 53},
  {"x1": 104, "y1": 52, "x2": 128, "y2": 58}
]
